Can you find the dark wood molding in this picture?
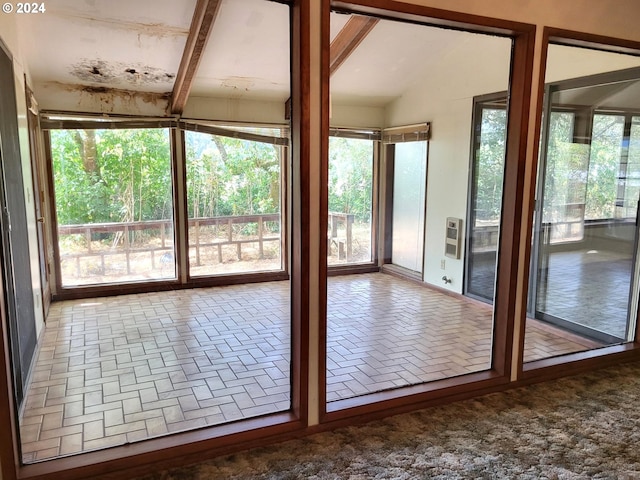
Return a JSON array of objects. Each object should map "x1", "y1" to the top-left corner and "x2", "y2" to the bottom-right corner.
[
  {"x1": 331, "y1": 0, "x2": 536, "y2": 36},
  {"x1": 18, "y1": 414, "x2": 302, "y2": 480},
  {"x1": 329, "y1": 15, "x2": 379, "y2": 75},
  {"x1": 491, "y1": 27, "x2": 536, "y2": 379},
  {"x1": 170, "y1": 0, "x2": 222, "y2": 114},
  {"x1": 515, "y1": 28, "x2": 551, "y2": 377},
  {"x1": 522, "y1": 344, "x2": 640, "y2": 380},
  {"x1": 327, "y1": 264, "x2": 379, "y2": 276},
  {"x1": 43, "y1": 130, "x2": 64, "y2": 294},
  {"x1": 51, "y1": 271, "x2": 290, "y2": 301},
  {"x1": 290, "y1": 0, "x2": 311, "y2": 424},
  {"x1": 545, "y1": 27, "x2": 640, "y2": 56},
  {"x1": 325, "y1": 371, "x2": 506, "y2": 420},
  {"x1": 319, "y1": 0, "x2": 331, "y2": 415}
]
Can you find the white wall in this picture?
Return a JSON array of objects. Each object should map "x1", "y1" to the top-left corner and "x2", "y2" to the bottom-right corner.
[
  {"x1": 330, "y1": 103, "x2": 384, "y2": 129},
  {"x1": 183, "y1": 96, "x2": 287, "y2": 124},
  {"x1": 384, "y1": 33, "x2": 512, "y2": 291}
]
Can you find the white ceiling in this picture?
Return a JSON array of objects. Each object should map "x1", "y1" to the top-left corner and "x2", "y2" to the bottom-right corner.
[
  {"x1": 329, "y1": 13, "x2": 494, "y2": 106},
  {"x1": 19, "y1": 0, "x2": 195, "y2": 94},
  {"x1": 15, "y1": 0, "x2": 509, "y2": 111},
  {"x1": 14, "y1": 1, "x2": 640, "y2": 115},
  {"x1": 189, "y1": 0, "x2": 290, "y2": 101}
]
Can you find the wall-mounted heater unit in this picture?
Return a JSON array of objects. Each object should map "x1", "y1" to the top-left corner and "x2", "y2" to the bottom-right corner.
[{"x1": 445, "y1": 217, "x2": 462, "y2": 259}]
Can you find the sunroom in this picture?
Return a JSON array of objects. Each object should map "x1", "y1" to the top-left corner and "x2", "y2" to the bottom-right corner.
[{"x1": 1, "y1": 0, "x2": 640, "y2": 475}]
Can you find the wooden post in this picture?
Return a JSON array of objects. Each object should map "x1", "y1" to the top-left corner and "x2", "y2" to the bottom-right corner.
[
  {"x1": 346, "y1": 214, "x2": 354, "y2": 261},
  {"x1": 85, "y1": 227, "x2": 92, "y2": 253},
  {"x1": 258, "y1": 216, "x2": 264, "y2": 259},
  {"x1": 124, "y1": 225, "x2": 131, "y2": 274},
  {"x1": 195, "y1": 220, "x2": 201, "y2": 266}
]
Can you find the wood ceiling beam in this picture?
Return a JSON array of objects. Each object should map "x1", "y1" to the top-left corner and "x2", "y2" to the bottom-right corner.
[
  {"x1": 171, "y1": 0, "x2": 222, "y2": 114},
  {"x1": 330, "y1": 15, "x2": 379, "y2": 76}
]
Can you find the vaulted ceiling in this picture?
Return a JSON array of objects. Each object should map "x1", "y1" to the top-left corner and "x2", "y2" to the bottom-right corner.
[
  {"x1": 16, "y1": 0, "x2": 503, "y2": 116},
  {"x1": 14, "y1": 0, "x2": 640, "y2": 118}
]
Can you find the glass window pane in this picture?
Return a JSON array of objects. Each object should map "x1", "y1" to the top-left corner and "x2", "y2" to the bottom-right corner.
[
  {"x1": 186, "y1": 131, "x2": 283, "y2": 276},
  {"x1": 542, "y1": 111, "x2": 588, "y2": 244},
  {"x1": 327, "y1": 10, "x2": 513, "y2": 402},
  {"x1": 391, "y1": 141, "x2": 427, "y2": 273},
  {"x1": 51, "y1": 128, "x2": 175, "y2": 286},
  {"x1": 585, "y1": 114, "x2": 625, "y2": 220},
  {"x1": 328, "y1": 137, "x2": 374, "y2": 265},
  {"x1": 466, "y1": 105, "x2": 506, "y2": 301},
  {"x1": 525, "y1": 43, "x2": 640, "y2": 363}
]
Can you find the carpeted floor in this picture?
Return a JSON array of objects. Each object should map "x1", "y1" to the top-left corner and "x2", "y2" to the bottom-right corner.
[{"x1": 136, "y1": 361, "x2": 640, "y2": 479}]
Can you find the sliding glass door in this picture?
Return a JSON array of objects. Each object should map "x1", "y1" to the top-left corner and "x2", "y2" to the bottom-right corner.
[
  {"x1": 531, "y1": 75, "x2": 640, "y2": 344},
  {"x1": 466, "y1": 96, "x2": 507, "y2": 302}
]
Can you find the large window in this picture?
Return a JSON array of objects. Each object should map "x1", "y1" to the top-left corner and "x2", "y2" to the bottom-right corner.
[
  {"x1": 50, "y1": 128, "x2": 175, "y2": 286},
  {"x1": 326, "y1": 8, "x2": 514, "y2": 406},
  {"x1": 327, "y1": 135, "x2": 375, "y2": 265},
  {"x1": 185, "y1": 127, "x2": 285, "y2": 276}
]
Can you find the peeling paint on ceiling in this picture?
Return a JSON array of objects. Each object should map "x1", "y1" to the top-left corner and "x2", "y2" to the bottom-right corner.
[{"x1": 70, "y1": 60, "x2": 175, "y2": 87}]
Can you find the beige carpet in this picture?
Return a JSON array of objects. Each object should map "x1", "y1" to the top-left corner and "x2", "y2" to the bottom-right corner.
[{"x1": 136, "y1": 361, "x2": 640, "y2": 479}]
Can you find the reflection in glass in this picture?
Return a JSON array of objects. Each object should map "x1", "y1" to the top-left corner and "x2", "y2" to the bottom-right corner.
[
  {"x1": 527, "y1": 65, "x2": 640, "y2": 361},
  {"x1": 326, "y1": 6, "x2": 513, "y2": 403}
]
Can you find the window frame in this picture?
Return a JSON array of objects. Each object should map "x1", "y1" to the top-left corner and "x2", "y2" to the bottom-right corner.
[
  {"x1": 518, "y1": 29, "x2": 640, "y2": 380},
  {"x1": 320, "y1": 0, "x2": 537, "y2": 423},
  {"x1": 327, "y1": 128, "x2": 380, "y2": 273}
]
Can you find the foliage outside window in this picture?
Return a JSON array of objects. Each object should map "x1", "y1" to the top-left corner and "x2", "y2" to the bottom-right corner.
[
  {"x1": 52, "y1": 129, "x2": 172, "y2": 225},
  {"x1": 51, "y1": 128, "x2": 175, "y2": 285},
  {"x1": 623, "y1": 118, "x2": 640, "y2": 218},
  {"x1": 185, "y1": 130, "x2": 283, "y2": 276},
  {"x1": 584, "y1": 114, "x2": 625, "y2": 221},
  {"x1": 328, "y1": 136, "x2": 374, "y2": 265},
  {"x1": 473, "y1": 108, "x2": 506, "y2": 227}
]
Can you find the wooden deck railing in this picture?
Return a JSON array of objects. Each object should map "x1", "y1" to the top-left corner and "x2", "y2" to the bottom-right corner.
[
  {"x1": 327, "y1": 212, "x2": 354, "y2": 261},
  {"x1": 58, "y1": 214, "x2": 281, "y2": 276}
]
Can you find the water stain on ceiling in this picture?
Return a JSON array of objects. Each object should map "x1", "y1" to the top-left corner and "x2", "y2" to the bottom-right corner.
[{"x1": 70, "y1": 59, "x2": 176, "y2": 87}]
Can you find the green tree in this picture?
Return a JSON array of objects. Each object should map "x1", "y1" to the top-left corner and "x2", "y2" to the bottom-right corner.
[
  {"x1": 52, "y1": 128, "x2": 172, "y2": 225},
  {"x1": 328, "y1": 137, "x2": 373, "y2": 222}
]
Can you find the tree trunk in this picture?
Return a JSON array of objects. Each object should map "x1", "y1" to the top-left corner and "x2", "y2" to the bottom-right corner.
[
  {"x1": 212, "y1": 135, "x2": 228, "y2": 163},
  {"x1": 73, "y1": 130, "x2": 99, "y2": 175}
]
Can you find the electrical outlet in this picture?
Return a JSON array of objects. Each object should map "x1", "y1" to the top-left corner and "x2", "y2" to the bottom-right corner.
[{"x1": 440, "y1": 259, "x2": 446, "y2": 270}]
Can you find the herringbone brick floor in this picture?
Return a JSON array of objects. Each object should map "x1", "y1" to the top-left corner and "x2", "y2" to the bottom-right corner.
[{"x1": 20, "y1": 273, "x2": 591, "y2": 462}]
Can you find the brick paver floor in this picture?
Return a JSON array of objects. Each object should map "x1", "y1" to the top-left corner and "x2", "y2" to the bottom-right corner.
[{"x1": 20, "y1": 273, "x2": 592, "y2": 462}]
